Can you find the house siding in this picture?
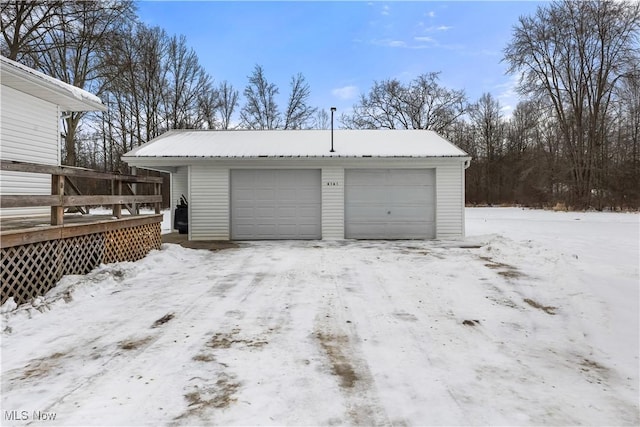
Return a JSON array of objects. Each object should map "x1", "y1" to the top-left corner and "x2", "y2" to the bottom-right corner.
[
  {"x1": 436, "y1": 162, "x2": 465, "y2": 239},
  {"x1": 321, "y1": 167, "x2": 345, "y2": 240},
  {"x1": 170, "y1": 166, "x2": 188, "y2": 230},
  {"x1": 189, "y1": 165, "x2": 229, "y2": 240},
  {"x1": 0, "y1": 85, "x2": 59, "y2": 217}
]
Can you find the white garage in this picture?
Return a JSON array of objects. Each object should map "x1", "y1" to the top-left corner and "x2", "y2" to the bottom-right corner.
[{"x1": 123, "y1": 129, "x2": 471, "y2": 241}]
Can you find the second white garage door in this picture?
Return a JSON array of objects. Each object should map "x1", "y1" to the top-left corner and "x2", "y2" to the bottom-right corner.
[
  {"x1": 345, "y1": 169, "x2": 436, "y2": 239},
  {"x1": 231, "y1": 169, "x2": 321, "y2": 240}
]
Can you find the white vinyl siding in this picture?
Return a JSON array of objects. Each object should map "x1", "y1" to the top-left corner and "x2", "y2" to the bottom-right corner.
[
  {"x1": 321, "y1": 168, "x2": 345, "y2": 240},
  {"x1": 189, "y1": 165, "x2": 229, "y2": 240},
  {"x1": 170, "y1": 166, "x2": 188, "y2": 230},
  {"x1": 0, "y1": 85, "x2": 59, "y2": 217},
  {"x1": 436, "y1": 162, "x2": 465, "y2": 239}
]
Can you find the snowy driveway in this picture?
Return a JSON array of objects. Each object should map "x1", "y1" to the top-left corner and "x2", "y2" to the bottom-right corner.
[{"x1": 2, "y1": 210, "x2": 639, "y2": 426}]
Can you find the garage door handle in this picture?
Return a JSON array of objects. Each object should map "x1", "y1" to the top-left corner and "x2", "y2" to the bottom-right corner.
[{"x1": 387, "y1": 211, "x2": 391, "y2": 215}]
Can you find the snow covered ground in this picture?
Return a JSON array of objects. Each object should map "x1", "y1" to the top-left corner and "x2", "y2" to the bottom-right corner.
[{"x1": 1, "y1": 207, "x2": 638, "y2": 426}]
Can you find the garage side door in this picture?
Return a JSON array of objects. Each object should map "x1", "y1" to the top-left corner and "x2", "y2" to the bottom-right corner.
[
  {"x1": 345, "y1": 169, "x2": 435, "y2": 239},
  {"x1": 231, "y1": 169, "x2": 321, "y2": 240}
]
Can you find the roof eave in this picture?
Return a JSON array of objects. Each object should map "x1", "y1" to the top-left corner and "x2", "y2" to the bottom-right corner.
[
  {"x1": 124, "y1": 154, "x2": 471, "y2": 160},
  {"x1": 1, "y1": 57, "x2": 107, "y2": 112}
]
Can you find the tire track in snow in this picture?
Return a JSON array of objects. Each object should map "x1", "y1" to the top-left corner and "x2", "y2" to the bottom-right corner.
[
  {"x1": 334, "y1": 242, "x2": 474, "y2": 426},
  {"x1": 313, "y1": 244, "x2": 392, "y2": 427},
  {"x1": 23, "y1": 247, "x2": 253, "y2": 423},
  {"x1": 381, "y1": 243, "x2": 568, "y2": 424},
  {"x1": 177, "y1": 243, "x2": 326, "y2": 425}
]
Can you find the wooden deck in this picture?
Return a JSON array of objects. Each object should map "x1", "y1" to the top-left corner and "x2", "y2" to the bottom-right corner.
[
  {"x1": 1, "y1": 213, "x2": 121, "y2": 231},
  {"x1": 1, "y1": 213, "x2": 162, "y2": 248},
  {"x1": 1, "y1": 160, "x2": 165, "y2": 306},
  {"x1": 1, "y1": 214, "x2": 163, "y2": 305}
]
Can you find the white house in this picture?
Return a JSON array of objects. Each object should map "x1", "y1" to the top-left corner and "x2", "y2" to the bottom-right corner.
[
  {"x1": 123, "y1": 129, "x2": 471, "y2": 240},
  {"x1": 0, "y1": 55, "x2": 106, "y2": 217}
]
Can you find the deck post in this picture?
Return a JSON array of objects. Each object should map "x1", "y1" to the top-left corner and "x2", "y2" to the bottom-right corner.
[
  {"x1": 131, "y1": 166, "x2": 139, "y2": 215},
  {"x1": 51, "y1": 174, "x2": 65, "y2": 225},
  {"x1": 112, "y1": 179, "x2": 122, "y2": 219},
  {"x1": 154, "y1": 182, "x2": 161, "y2": 214}
]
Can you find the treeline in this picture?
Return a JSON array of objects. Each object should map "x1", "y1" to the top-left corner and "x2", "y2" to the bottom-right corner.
[
  {"x1": 340, "y1": 1, "x2": 639, "y2": 209},
  {"x1": 2, "y1": 0, "x2": 639, "y2": 209},
  {"x1": 1, "y1": 1, "x2": 321, "y2": 174}
]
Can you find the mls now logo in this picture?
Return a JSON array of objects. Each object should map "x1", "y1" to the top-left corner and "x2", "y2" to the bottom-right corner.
[{"x1": 4, "y1": 410, "x2": 57, "y2": 421}]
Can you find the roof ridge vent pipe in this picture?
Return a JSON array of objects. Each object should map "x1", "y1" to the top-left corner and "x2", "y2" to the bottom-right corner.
[{"x1": 330, "y1": 107, "x2": 336, "y2": 153}]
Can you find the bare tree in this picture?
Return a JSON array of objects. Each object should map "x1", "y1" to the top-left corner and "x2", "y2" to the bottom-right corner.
[
  {"x1": 340, "y1": 79, "x2": 405, "y2": 129},
  {"x1": 218, "y1": 80, "x2": 239, "y2": 130},
  {"x1": 165, "y1": 34, "x2": 213, "y2": 129},
  {"x1": 283, "y1": 73, "x2": 317, "y2": 129},
  {"x1": 240, "y1": 64, "x2": 280, "y2": 129},
  {"x1": 1, "y1": 1, "x2": 62, "y2": 61},
  {"x1": 135, "y1": 25, "x2": 170, "y2": 140},
  {"x1": 340, "y1": 73, "x2": 466, "y2": 133},
  {"x1": 504, "y1": 0, "x2": 640, "y2": 207},
  {"x1": 26, "y1": 1, "x2": 136, "y2": 166},
  {"x1": 406, "y1": 73, "x2": 466, "y2": 132},
  {"x1": 468, "y1": 93, "x2": 505, "y2": 204},
  {"x1": 198, "y1": 84, "x2": 221, "y2": 130},
  {"x1": 608, "y1": 67, "x2": 640, "y2": 207},
  {"x1": 314, "y1": 109, "x2": 330, "y2": 129}
]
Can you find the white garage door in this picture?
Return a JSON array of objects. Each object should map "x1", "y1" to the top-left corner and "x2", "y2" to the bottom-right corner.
[
  {"x1": 231, "y1": 169, "x2": 321, "y2": 240},
  {"x1": 345, "y1": 169, "x2": 435, "y2": 239}
]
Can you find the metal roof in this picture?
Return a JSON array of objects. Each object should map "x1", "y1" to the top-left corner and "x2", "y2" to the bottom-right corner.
[
  {"x1": 124, "y1": 129, "x2": 469, "y2": 159},
  {"x1": 0, "y1": 56, "x2": 107, "y2": 112}
]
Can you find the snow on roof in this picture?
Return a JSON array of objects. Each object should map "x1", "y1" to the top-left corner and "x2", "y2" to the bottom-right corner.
[
  {"x1": 0, "y1": 56, "x2": 106, "y2": 112},
  {"x1": 124, "y1": 129, "x2": 469, "y2": 159}
]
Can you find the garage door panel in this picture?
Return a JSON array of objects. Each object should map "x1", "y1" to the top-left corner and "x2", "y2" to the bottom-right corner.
[
  {"x1": 275, "y1": 224, "x2": 296, "y2": 234},
  {"x1": 388, "y1": 170, "x2": 431, "y2": 185},
  {"x1": 345, "y1": 169, "x2": 435, "y2": 239},
  {"x1": 276, "y1": 206, "x2": 296, "y2": 217},
  {"x1": 392, "y1": 206, "x2": 435, "y2": 220},
  {"x1": 348, "y1": 206, "x2": 390, "y2": 218},
  {"x1": 297, "y1": 206, "x2": 320, "y2": 217},
  {"x1": 234, "y1": 207, "x2": 255, "y2": 217},
  {"x1": 346, "y1": 186, "x2": 388, "y2": 201},
  {"x1": 232, "y1": 173, "x2": 258, "y2": 186},
  {"x1": 256, "y1": 224, "x2": 276, "y2": 236},
  {"x1": 275, "y1": 189, "x2": 296, "y2": 201},
  {"x1": 235, "y1": 224, "x2": 255, "y2": 235},
  {"x1": 347, "y1": 170, "x2": 388, "y2": 185},
  {"x1": 256, "y1": 207, "x2": 276, "y2": 217},
  {"x1": 234, "y1": 188, "x2": 256, "y2": 201},
  {"x1": 347, "y1": 223, "x2": 387, "y2": 237},
  {"x1": 386, "y1": 223, "x2": 432, "y2": 239},
  {"x1": 231, "y1": 169, "x2": 321, "y2": 240},
  {"x1": 255, "y1": 189, "x2": 276, "y2": 201},
  {"x1": 298, "y1": 225, "x2": 319, "y2": 235},
  {"x1": 347, "y1": 206, "x2": 434, "y2": 221},
  {"x1": 294, "y1": 190, "x2": 321, "y2": 203},
  {"x1": 387, "y1": 187, "x2": 431, "y2": 202}
]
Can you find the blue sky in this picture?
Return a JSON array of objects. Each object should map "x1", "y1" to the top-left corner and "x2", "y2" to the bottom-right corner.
[{"x1": 136, "y1": 1, "x2": 544, "y2": 121}]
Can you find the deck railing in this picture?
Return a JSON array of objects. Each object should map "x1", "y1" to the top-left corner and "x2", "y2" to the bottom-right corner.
[
  {"x1": 0, "y1": 160, "x2": 163, "y2": 225},
  {"x1": 1, "y1": 160, "x2": 164, "y2": 305}
]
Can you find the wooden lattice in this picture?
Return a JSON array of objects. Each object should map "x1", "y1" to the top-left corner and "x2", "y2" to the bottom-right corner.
[
  {"x1": 60, "y1": 234, "x2": 105, "y2": 276},
  {"x1": 103, "y1": 222, "x2": 161, "y2": 264},
  {"x1": 2, "y1": 240, "x2": 62, "y2": 306},
  {"x1": 1, "y1": 222, "x2": 161, "y2": 306}
]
